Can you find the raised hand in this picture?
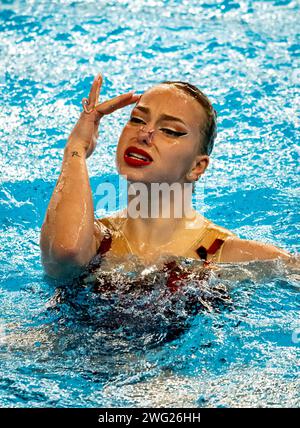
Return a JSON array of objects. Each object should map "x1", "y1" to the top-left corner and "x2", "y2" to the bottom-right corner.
[{"x1": 67, "y1": 73, "x2": 140, "y2": 158}]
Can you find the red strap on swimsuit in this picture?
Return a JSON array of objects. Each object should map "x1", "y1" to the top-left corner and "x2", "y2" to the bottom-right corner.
[
  {"x1": 196, "y1": 238, "x2": 224, "y2": 261},
  {"x1": 96, "y1": 232, "x2": 112, "y2": 255},
  {"x1": 207, "y1": 238, "x2": 224, "y2": 254}
]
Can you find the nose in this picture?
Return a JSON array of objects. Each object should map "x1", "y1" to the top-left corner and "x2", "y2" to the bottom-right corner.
[{"x1": 137, "y1": 125, "x2": 155, "y2": 145}]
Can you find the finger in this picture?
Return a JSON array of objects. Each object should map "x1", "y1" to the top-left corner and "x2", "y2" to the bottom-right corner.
[
  {"x1": 88, "y1": 73, "x2": 103, "y2": 108},
  {"x1": 95, "y1": 94, "x2": 139, "y2": 115},
  {"x1": 95, "y1": 92, "x2": 140, "y2": 115},
  {"x1": 95, "y1": 73, "x2": 102, "y2": 105}
]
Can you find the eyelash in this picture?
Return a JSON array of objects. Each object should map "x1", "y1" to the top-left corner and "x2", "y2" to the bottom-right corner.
[{"x1": 129, "y1": 117, "x2": 187, "y2": 137}]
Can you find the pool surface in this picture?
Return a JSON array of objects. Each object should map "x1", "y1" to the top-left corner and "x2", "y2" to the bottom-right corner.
[{"x1": 0, "y1": 0, "x2": 299, "y2": 407}]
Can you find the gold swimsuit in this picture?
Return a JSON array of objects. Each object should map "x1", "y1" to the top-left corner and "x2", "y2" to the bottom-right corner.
[{"x1": 95, "y1": 214, "x2": 236, "y2": 263}]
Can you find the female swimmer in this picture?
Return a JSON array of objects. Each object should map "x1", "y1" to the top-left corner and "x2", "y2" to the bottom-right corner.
[{"x1": 40, "y1": 73, "x2": 290, "y2": 280}]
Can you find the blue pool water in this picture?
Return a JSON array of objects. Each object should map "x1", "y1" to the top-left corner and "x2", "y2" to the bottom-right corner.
[{"x1": 0, "y1": 0, "x2": 299, "y2": 407}]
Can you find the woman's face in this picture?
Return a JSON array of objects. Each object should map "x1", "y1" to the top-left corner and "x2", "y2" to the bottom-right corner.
[{"x1": 116, "y1": 84, "x2": 209, "y2": 185}]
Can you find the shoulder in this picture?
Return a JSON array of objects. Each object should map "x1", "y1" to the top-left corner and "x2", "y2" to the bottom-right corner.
[
  {"x1": 199, "y1": 216, "x2": 290, "y2": 263},
  {"x1": 95, "y1": 210, "x2": 126, "y2": 231},
  {"x1": 205, "y1": 219, "x2": 236, "y2": 238},
  {"x1": 220, "y1": 237, "x2": 291, "y2": 263},
  {"x1": 93, "y1": 213, "x2": 124, "y2": 255},
  {"x1": 193, "y1": 216, "x2": 236, "y2": 261},
  {"x1": 200, "y1": 215, "x2": 236, "y2": 244}
]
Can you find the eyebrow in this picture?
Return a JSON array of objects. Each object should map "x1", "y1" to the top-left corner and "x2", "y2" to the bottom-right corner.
[{"x1": 134, "y1": 105, "x2": 188, "y2": 126}]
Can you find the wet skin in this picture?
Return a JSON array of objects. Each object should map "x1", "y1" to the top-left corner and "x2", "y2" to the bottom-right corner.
[
  {"x1": 40, "y1": 74, "x2": 292, "y2": 280},
  {"x1": 116, "y1": 85, "x2": 210, "y2": 186}
]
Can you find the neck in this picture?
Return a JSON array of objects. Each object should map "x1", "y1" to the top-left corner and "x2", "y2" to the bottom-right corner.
[{"x1": 123, "y1": 181, "x2": 196, "y2": 249}]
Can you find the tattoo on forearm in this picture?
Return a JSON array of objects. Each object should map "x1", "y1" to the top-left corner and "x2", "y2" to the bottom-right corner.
[{"x1": 71, "y1": 151, "x2": 81, "y2": 158}]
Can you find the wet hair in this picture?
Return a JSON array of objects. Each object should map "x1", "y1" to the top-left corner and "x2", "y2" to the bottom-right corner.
[{"x1": 160, "y1": 81, "x2": 217, "y2": 156}]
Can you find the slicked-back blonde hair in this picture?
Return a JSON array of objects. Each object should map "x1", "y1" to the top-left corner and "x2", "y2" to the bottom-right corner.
[{"x1": 161, "y1": 81, "x2": 217, "y2": 156}]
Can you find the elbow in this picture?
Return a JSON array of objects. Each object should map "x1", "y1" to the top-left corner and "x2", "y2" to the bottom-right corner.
[
  {"x1": 40, "y1": 226, "x2": 87, "y2": 265},
  {"x1": 39, "y1": 223, "x2": 96, "y2": 279},
  {"x1": 40, "y1": 249, "x2": 85, "y2": 280},
  {"x1": 41, "y1": 257, "x2": 83, "y2": 280},
  {"x1": 40, "y1": 236, "x2": 87, "y2": 280},
  {"x1": 50, "y1": 243, "x2": 85, "y2": 263}
]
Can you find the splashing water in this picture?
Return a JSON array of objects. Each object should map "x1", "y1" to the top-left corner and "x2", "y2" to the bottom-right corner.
[{"x1": 0, "y1": 0, "x2": 299, "y2": 408}]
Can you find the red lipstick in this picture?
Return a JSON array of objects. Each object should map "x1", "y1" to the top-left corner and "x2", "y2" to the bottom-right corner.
[{"x1": 124, "y1": 146, "x2": 153, "y2": 167}]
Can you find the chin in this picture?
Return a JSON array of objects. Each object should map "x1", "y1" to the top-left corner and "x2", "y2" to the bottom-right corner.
[
  {"x1": 117, "y1": 157, "x2": 175, "y2": 184},
  {"x1": 117, "y1": 165, "x2": 151, "y2": 184}
]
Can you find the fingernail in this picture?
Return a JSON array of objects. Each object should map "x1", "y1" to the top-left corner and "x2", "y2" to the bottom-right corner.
[{"x1": 94, "y1": 73, "x2": 102, "y2": 82}]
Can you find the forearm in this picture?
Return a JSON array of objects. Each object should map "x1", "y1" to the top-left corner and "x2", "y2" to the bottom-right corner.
[
  {"x1": 40, "y1": 140, "x2": 97, "y2": 270},
  {"x1": 39, "y1": 73, "x2": 138, "y2": 278}
]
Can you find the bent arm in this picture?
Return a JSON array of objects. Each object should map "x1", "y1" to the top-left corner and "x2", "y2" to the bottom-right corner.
[
  {"x1": 40, "y1": 73, "x2": 139, "y2": 280},
  {"x1": 220, "y1": 237, "x2": 291, "y2": 263},
  {"x1": 40, "y1": 141, "x2": 101, "y2": 279}
]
